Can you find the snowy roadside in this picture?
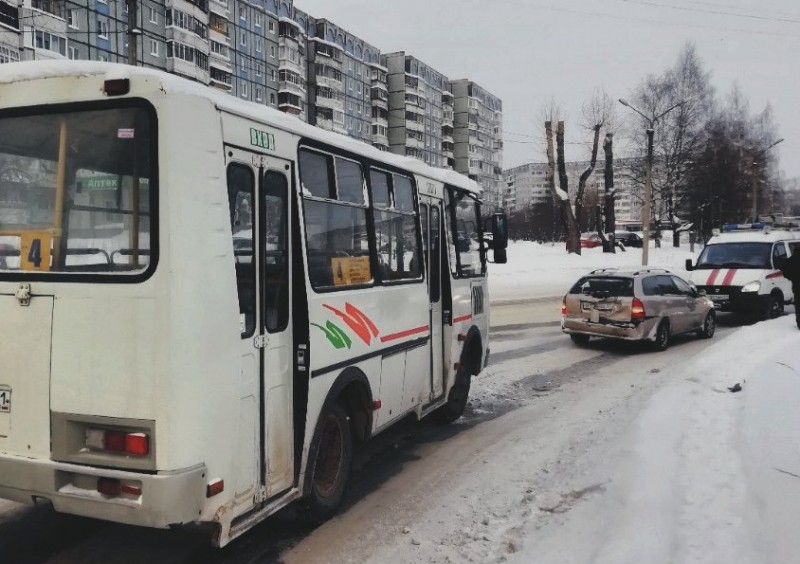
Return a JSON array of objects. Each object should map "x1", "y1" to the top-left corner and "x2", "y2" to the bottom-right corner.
[
  {"x1": 506, "y1": 314, "x2": 800, "y2": 564},
  {"x1": 488, "y1": 240, "x2": 696, "y2": 302}
]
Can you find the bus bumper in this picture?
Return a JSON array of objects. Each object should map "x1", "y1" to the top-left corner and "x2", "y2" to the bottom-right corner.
[{"x1": 0, "y1": 453, "x2": 207, "y2": 528}]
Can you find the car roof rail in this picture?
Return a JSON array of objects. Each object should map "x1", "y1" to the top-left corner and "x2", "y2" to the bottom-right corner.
[{"x1": 589, "y1": 267, "x2": 619, "y2": 274}]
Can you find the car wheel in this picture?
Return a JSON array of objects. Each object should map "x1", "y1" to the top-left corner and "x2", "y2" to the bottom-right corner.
[
  {"x1": 698, "y1": 311, "x2": 716, "y2": 339},
  {"x1": 302, "y1": 402, "x2": 353, "y2": 523},
  {"x1": 653, "y1": 321, "x2": 670, "y2": 351},
  {"x1": 570, "y1": 334, "x2": 590, "y2": 346},
  {"x1": 760, "y1": 294, "x2": 782, "y2": 321},
  {"x1": 769, "y1": 294, "x2": 784, "y2": 319}
]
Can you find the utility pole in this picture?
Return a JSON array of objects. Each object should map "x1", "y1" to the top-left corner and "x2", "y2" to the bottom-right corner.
[
  {"x1": 618, "y1": 99, "x2": 685, "y2": 266},
  {"x1": 750, "y1": 138, "x2": 784, "y2": 221},
  {"x1": 126, "y1": 0, "x2": 139, "y2": 65}
]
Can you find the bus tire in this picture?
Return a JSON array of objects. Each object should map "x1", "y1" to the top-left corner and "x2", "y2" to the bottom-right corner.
[
  {"x1": 434, "y1": 364, "x2": 471, "y2": 424},
  {"x1": 302, "y1": 402, "x2": 353, "y2": 523}
]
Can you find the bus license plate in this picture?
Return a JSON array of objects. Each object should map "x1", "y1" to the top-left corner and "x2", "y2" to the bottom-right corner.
[
  {"x1": 709, "y1": 294, "x2": 728, "y2": 302},
  {"x1": 0, "y1": 387, "x2": 10, "y2": 413}
]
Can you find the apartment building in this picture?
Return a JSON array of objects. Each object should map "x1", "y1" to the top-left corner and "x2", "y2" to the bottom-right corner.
[
  {"x1": 383, "y1": 52, "x2": 449, "y2": 169},
  {"x1": 452, "y1": 79, "x2": 503, "y2": 210},
  {"x1": 0, "y1": 1, "x2": 20, "y2": 63},
  {"x1": 503, "y1": 159, "x2": 642, "y2": 223},
  {"x1": 1, "y1": 1, "x2": 503, "y2": 192},
  {"x1": 307, "y1": 19, "x2": 379, "y2": 143}
]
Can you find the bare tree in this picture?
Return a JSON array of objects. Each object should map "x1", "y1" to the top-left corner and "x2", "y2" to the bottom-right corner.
[
  {"x1": 624, "y1": 43, "x2": 714, "y2": 246},
  {"x1": 543, "y1": 91, "x2": 614, "y2": 254}
]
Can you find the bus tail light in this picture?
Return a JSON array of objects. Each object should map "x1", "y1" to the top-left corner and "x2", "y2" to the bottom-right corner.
[
  {"x1": 97, "y1": 478, "x2": 142, "y2": 497},
  {"x1": 561, "y1": 295, "x2": 567, "y2": 316},
  {"x1": 631, "y1": 297, "x2": 646, "y2": 322},
  {"x1": 85, "y1": 429, "x2": 150, "y2": 456}
]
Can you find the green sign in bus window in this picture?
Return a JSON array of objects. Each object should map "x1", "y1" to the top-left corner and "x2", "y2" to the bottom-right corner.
[{"x1": 250, "y1": 128, "x2": 276, "y2": 151}]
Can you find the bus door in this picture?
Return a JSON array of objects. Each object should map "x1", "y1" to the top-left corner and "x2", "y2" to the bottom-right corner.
[
  {"x1": 226, "y1": 149, "x2": 294, "y2": 506},
  {"x1": 420, "y1": 197, "x2": 445, "y2": 399}
]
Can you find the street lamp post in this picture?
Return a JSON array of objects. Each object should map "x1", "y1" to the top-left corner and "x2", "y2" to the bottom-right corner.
[
  {"x1": 618, "y1": 98, "x2": 685, "y2": 266},
  {"x1": 749, "y1": 138, "x2": 784, "y2": 221}
]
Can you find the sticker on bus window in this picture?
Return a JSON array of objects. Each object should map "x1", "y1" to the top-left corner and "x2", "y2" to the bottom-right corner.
[
  {"x1": 19, "y1": 231, "x2": 52, "y2": 271},
  {"x1": 0, "y1": 386, "x2": 10, "y2": 413},
  {"x1": 331, "y1": 256, "x2": 371, "y2": 286},
  {"x1": 118, "y1": 128, "x2": 135, "y2": 139}
]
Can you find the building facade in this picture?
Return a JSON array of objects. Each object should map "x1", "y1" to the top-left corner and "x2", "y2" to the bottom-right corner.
[
  {"x1": 2, "y1": 1, "x2": 503, "y2": 196},
  {"x1": 503, "y1": 159, "x2": 642, "y2": 223},
  {"x1": 0, "y1": 2, "x2": 20, "y2": 63},
  {"x1": 452, "y1": 79, "x2": 503, "y2": 210},
  {"x1": 383, "y1": 52, "x2": 449, "y2": 169}
]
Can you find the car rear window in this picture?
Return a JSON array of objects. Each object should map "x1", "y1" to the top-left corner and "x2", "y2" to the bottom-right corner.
[{"x1": 570, "y1": 276, "x2": 634, "y2": 297}]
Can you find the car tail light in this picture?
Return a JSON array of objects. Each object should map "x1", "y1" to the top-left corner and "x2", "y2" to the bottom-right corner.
[
  {"x1": 561, "y1": 295, "x2": 567, "y2": 316},
  {"x1": 85, "y1": 429, "x2": 150, "y2": 456},
  {"x1": 631, "y1": 297, "x2": 646, "y2": 321}
]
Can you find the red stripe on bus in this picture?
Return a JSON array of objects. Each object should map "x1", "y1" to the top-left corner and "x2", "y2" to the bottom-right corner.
[
  {"x1": 380, "y1": 325, "x2": 429, "y2": 343},
  {"x1": 705, "y1": 269, "x2": 721, "y2": 285},
  {"x1": 721, "y1": 269, "x2": 737, "y2": 285},
  {"x1": 453, "y1": 314, "x2": 473, "y2": 323},
  {"x1": 766, "y1": 271, "x2": 784, "y2": 280}
]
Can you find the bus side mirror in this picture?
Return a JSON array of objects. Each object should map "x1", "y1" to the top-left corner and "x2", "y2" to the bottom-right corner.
[
  {"x1": 491, "y1": 213, "x2": 508, "y2": 250},
  {"x1": 685, "y1": 258, "x2": 694, "y2": 271},
  {"x1": 493, "y1": 247, "x2": 507, "y2": 264}
]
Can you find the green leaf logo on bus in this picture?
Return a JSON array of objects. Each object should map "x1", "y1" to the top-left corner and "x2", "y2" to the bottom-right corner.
[{"x1": 313, "y1": 303, "x2": 380, "y2": 349}]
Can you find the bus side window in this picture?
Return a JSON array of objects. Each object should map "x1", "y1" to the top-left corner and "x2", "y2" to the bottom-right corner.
[
  {"x1": 299, "y1": 148, "x2": 372, "y2": 291},
  {"x1": 227, "y1": 163, "x2": 256, "y2": 337},
  {"x1": 370, "y1": 170, "x2": 422, "y2": 282},
  {"x1": 263, "y1": 170, "x2": 289, "y2": 333}
]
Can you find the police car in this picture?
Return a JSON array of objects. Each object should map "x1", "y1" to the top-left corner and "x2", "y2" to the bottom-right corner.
[{"x1": 685, "y1": 223, "x2": 800, "y2": 320}]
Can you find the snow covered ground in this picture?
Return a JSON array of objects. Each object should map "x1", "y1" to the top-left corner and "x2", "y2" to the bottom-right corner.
[{"x1": 485, "y1": 241, "x2": 800, "y2": 563}]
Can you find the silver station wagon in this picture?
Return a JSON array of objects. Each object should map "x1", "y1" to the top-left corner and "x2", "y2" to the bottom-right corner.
[{"x1": 561, "y1": 268, "x2": 716, "y2": 350}]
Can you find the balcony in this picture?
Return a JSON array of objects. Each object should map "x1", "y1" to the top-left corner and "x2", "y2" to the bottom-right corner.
[
  {"x1": 315, "y1": 92, "x2": 344, "y2": 112},
  {"x1": 31, "y1": 0, "x2": 64, "y2": 19}
]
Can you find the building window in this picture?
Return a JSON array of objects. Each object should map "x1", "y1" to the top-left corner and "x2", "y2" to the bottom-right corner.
[
  {"x1": 34, "y1": 30, "x2": 67, "y2": 55},
  {"x1": 68, "y1": 46, "x2": 79, "y2": 60},
  {"x1": 270, "y1": 92, "x2": 276, "y2": 105},
  {"x1": 0, "y1": 46, "x2": 20, "y2": 64},
  {"x1": 270, "y1": 45, "x2": 275, "y2": 58},
  {"x1": 268, "y1": 21, "x2": 274, "y2": 32},
  {"x1": 149, "y1": 6, "x2": 158, "y2": 24},
  {"x1": 240, "y1": 32, "x2": 246, "y2": 46},
  {"x1": 97, "y1": 18, "x2": 109, "y2": 39},
  {"x1": 255, "y1": 87, "x2": 263, "y2": 101},
  {"x1": 241, "y1": 81, "x2": 248, "y2": 98},
  {"x1": 68, "y1": 9, "x2": 78, "y2": 29},
  {"x1": 255, "y1": 37, "x2": 262, "y2": 53},
  {"x1": 150, "y1": 39, "x2": 159, "y2": 56}
]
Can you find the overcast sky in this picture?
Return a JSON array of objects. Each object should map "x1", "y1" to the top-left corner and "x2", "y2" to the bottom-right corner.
[{"x1": 297, "y1": 0, "x2": 799, "y2": 178}]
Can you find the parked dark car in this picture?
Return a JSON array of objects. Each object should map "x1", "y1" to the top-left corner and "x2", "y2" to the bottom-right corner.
[{"x1": 614, "y1": 231, "x2": 643, "y2": 248}]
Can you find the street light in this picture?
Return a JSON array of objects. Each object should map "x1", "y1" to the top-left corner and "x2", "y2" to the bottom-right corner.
[
  {"x1": 749, "y1": 138, "x2": 784, "y2": 221},
  {"x1": 618, "y1": 98, "x2": 685, "y2": 266}
]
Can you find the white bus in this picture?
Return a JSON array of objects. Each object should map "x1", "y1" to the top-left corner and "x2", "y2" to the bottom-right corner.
[{"x1": 0, "y1": 61, "x2": 507, "y2": 546}]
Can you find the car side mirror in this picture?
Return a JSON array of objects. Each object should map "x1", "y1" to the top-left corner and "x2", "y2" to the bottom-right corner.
[
  {"x1": 685, "y1": 258, "x2": 694, "y2": 271},
  {"x1": 491, "y1": 213, "x2": 508, "y2": 250},
  {"x1": 493, "y1": 248, "x2": 507, "y2": 264}
]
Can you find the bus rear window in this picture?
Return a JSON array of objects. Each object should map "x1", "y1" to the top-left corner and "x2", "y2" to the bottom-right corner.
[{"x1": 0, "y1": 103, "x2": 155, "y2": 277}]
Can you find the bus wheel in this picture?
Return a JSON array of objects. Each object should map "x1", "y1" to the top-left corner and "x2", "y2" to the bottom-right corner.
[
  {"x1": 434, "y1": 365, "x2": 471, "y2": 424},
  {"x1": 303, "y1": 402, "x2": 353, "y2": 523}
]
